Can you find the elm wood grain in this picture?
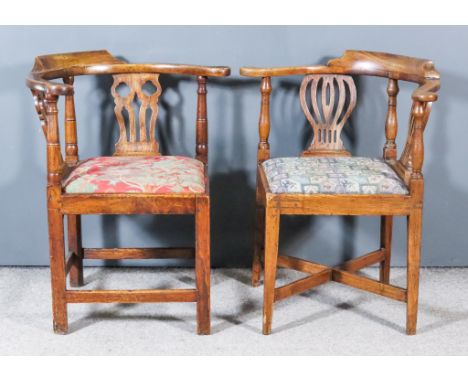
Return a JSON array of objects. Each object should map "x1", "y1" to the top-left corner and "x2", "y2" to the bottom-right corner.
[
  {"x1": 27, "y1": 50, "x2": 230, "y2": 335},
  {"x1": 268, "y1": 251, "x2": 401, "y2": 303},
  {"x1": 331, "y1": 269, "x2": 407, "y2": 302},
  {"x1": 240, "y1": 50, "x2": 439, "y2": 102},
  {"x1": 252, "y1": 166, "x2": 267, "y2": 286},
  {"x1": 60, "y1": 194, "x2": 197, "y2": 215},
  {"x1": 67, "y1": 214, "x2": 83, "y2": 287},
  {"x1": 27, "y1": 50, "x2": 230, "y2": 96},
  {"x1": 262, "y1": 206, "x2": 280, "y2": 335},
  {"x1": 266, "y1": 192, "x2": 414, "y2": 216},
  {"x1": 195, "y1": 196, "x2": 210, "y2": 335},
  {"x1": 66, "y1": 289, "x2": 197, "y2": 303},
  {"x1": 83, "y1": 247, "x2": 195, "y2": 260},
  {"x1": 241, "y1": 50, "x2": 439, "y2": 335},
  {"x1": 256, "y1": 165, "x2": 270, "y2": 205},
  {"x1": 65, "y1": 252, "x2": 74, "y2": 276},
  {"x1": 380, "y1": 216, "x2": 393, "y2": 284},
  {"x1": 274, "y1": 269, "x2": 332, "y2": 302},
  {"x1": 252, "y1": 164, "x2": 269, "y2": 287},
  {"x1": 337, "y1": 249, "x2": 385, "y2": 273},
  {"x1": 277, "y1": 254, "x2": 328, "y2": 273},
  {"x1": 407, "y1": 209, "x2": 423, "y2": 335},
  {"x1": 269, "y1": 250, "x2": 404, "y2": 303},
  {"x1": 47, "y1": 208, "x2": 68, "y2": 334},
  {"x1": 251, "y1": 205, "x2": 265, "y2": 287}
]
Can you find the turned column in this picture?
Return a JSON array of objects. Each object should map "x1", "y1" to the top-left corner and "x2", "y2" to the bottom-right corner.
[
  {"x1": 63, "y1": 77, "x2": 78, "y2": 165},
  {"x1": 258, "y1": 77, "x2": 272, "y2": 164},
  {"x1": 384, "y1": 79, "x2": 399, "y2": 160},
  {"x1": 196, "y1": 76, "x2": 208, "y2": 165}
]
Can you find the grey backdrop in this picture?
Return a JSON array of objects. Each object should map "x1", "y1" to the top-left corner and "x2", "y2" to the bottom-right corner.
[{"x1": 1, "y1": 26, "x2": 467, "y2": 267}]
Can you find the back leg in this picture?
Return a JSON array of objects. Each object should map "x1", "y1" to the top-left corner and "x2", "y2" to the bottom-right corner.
[
  {"x1": 195, "y1": 196, "x2": 211, "y2": 335},
  {"x1": 379, "y1": 215, "x2": 393, "y2": 283},
  {"x1": 68, "y1": 214, "x2": 84, "y2": 287},
  {"x1": 252, "y1": 206, "x2": 265, "y2": 287}
]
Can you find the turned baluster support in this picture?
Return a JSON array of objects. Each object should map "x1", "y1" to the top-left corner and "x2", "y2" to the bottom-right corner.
[
  {"x1": 258, "y1": 77, "x2": 272, "y2": 163},
  {"x1": 384, "y1": 79, "x2": 399, "y2": 160},
  {"x1": 411, "y1": 101, "x2": 425, "y2": 180},
  {"x1": 196, "y1": 76, "x2": 208, "y2": 165},
  {"x1": 31, "y1": 90, "x2": 48, "y2": 139},
  {"x1": 63, "y1": 77, "x2": 79, "y2": 165},
  {"x1": 44, "y1": 93, "x2": 63, "y2": 205}
]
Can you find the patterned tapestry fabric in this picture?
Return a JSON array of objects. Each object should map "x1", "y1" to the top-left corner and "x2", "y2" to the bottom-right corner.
[
  {"x1": 262, "y1": 157, "x2": 408, "y2": 195},
  {"x1": 63, "y1": 156, "x2": 205, "y2": 194}
]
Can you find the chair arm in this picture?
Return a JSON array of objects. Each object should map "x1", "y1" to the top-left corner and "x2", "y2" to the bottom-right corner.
[
  {"x1": 26, "y1": 64, "x2": 230, "y2": 97},
  {"x1": 240, "y1": 65, "x2": 331, "y2": 77},
  {"x1": 29, "y1": 89, "x2": 65, "y2": 185},
  {"x1": 412, "y1": 78, "x2": 440, "y2": 102},
  {"x1": 126, "y1": 63, "x2": 231, "y2": 77},
  {"x1": 26, "y1": 76, "x2": 74, "y2": 96}
]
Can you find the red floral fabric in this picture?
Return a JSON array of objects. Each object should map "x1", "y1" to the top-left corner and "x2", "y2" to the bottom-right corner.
[{"x1": 63, "y1": 156, "x2": 205, "y2": 194}]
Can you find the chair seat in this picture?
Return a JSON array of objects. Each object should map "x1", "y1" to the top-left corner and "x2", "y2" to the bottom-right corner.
[
  {"x1": 262, "y1": 157, "x2": 408, "y2": 195},
  {"x1": 63, "y1": 156, "x2": 205, "y2": 194}
]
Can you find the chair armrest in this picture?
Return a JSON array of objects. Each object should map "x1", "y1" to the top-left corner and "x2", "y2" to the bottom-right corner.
[
  {"x1": 27, "y1": 63, "x2": 231, "y2": 96},
  {"x1": 27, "y1": 50, "x2": 230, "y2": 96},
  {"x1": 26, "y1": 76, "x2": 74, "y2": 96},
  {"x1": 240, "y1": 65, "x2": 330, "y2": 77},
  {"x1": 412, "y1": 78, "x2": 440, "y2": 102}
]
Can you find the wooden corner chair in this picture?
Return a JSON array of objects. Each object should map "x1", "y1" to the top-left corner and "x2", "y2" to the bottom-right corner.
[
  {"x1": 240, "y1": 50, "x2": 440, "y2": 335},
  {"x1": 26, "y1": 50, "x2": 230, "y2": 334}
]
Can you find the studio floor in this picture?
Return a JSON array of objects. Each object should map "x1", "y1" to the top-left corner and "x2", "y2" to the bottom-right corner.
[{"x1": 0, "y1": 266, "x2": 466, "y2": 355}]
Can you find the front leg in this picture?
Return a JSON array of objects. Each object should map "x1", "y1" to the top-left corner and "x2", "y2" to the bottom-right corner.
[
  {"x1": 195, "y1": 195, "x2": 211, "y2": 335},
  {"x1": 48, "y1": 208, "x2": 68, "y2": 334},
  {"x1": 406, "y1": 209, "x2": 423, "y2": 335}
]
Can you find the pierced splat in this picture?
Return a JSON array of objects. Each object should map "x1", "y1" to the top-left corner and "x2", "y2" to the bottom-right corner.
[
  {"x1": 300, "y1": 74, "x2": 356, "y2": 156},
  {"x1": 111, "y1": 74, "x2": 162, "y2": 156}
]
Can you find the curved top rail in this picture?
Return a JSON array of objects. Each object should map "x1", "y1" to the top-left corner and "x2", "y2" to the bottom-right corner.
[
  {"x1": 328, "y1": 50, "x2": 439, "y2": 81},
  {"x1": 240, "y1": 65, "x2": 335, "y2": 77},
  {"x1": 240, "y1": 50, "x2": 440, "y2": 102},
  {"x1": 26, "y1": 50, "x2": 231, "y2": 96}
]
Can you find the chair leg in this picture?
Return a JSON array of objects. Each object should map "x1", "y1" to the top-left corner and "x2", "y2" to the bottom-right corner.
[
  {"x1": 379, "y1": 215, "x2": 393, "y2": 284},
  {"x1": 48, "y1": 208, "x2": 68, "y2": 334},
  {"x1": 68, "y1": 214, "x2": 84, "y2": 287},
  {"x1": 262, "y1": 207, "x2": 280, "y2": 335},
  {"x1": 195, "y1": 196, "x2": 211, "y2": 335},
  {"x1": 406, "y1": 209, "x2": 423, "y2": 335},
  {"x1": 252, "y1": 206, "x2": 265, "y2": 287}
]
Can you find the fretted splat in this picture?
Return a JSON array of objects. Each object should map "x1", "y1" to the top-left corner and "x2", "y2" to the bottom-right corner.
[
  {"x1": 111, "y1": 74, "x2": 162, "y2": 156},
  {"x1": 300, "y1": 74, "x2": 356, "y2": 156}
]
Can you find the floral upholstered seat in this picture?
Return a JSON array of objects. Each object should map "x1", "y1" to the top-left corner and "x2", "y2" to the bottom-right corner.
[
  {"x1": 262, "y1": 157, "x2": 408, "y2": 195},
  {"x1": 63, "y1": 156, "x2": 205, "y2": 194}
]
